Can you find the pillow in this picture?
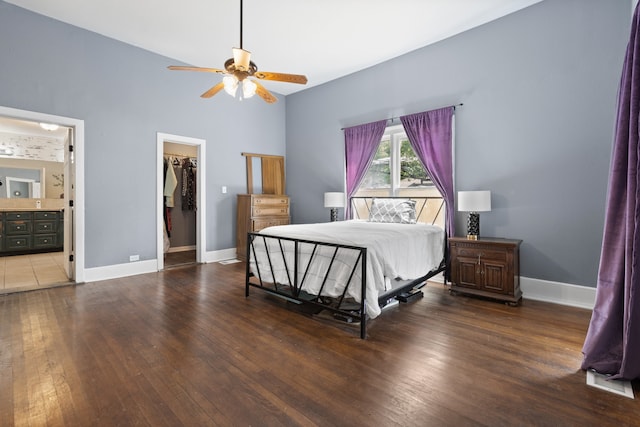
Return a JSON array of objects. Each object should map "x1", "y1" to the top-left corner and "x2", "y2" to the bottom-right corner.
[{"x1": 368, "y1": 198, "x2": 417, "y2": 224}]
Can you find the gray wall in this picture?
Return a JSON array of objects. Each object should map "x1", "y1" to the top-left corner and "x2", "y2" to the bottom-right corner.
[
  {"x1": 0, "y1": 1, "x2": 287, "y2": 268},
  {"x1": 285, "y1": 0, "x2": 629, "y2": 287}
]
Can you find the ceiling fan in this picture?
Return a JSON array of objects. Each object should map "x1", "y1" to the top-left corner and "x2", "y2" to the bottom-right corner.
[{"x1": 168, "y1": 0, "x2": 307, "y2": 103}]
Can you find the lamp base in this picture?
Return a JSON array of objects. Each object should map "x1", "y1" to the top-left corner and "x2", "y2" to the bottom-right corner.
[
  {"x1": 330, "y1": 207, "x2": 338, "y2": 222},
  {"x1": 466, "y1": 212, "x2": 480, "y2": 240}
]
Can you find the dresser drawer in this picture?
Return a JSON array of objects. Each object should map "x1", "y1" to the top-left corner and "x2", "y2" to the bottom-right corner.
[
  {"x1": 6, "y1": 235, "x2": 31, "y2": 251},
  {"x1": 253, "y1": 218, "x2": 290, "y2": 231},
  {"x1": 6, "y1": 220, "x2": 32, "y2": 235},
  {"x1": 6, "y1": 212, "x2": 32, "y2": 221},
  {"x1": 34, "y1": 211, "x2": 59, "y2": 220},
  {"x1": 34, "y1": 220, "x2": 57, "y2": 234},
  {"x1": 33, "y1": 234, "x2": 57, "y2": 249},
  {"x1": 253, "y1": 196, "x2": 289, "y2": 206},
  {"x1": 252, "y1": 206, "x2": 289, "y2": 217}
]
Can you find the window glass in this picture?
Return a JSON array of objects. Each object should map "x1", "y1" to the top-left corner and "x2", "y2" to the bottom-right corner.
[
  {"x1": 355, "y1": 127, "x2": 433, "y2": 197},
  {"x1": 353, "y1": 127, "x2": 443, "y2": 226}
]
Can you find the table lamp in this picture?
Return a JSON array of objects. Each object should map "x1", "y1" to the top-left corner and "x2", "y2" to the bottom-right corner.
[
  {"x1": 458, "y1": 190, "x2": 491, "y2": 240},
  {"x1": 324, "y1": 192, "x2": 345, "y2": 222}
]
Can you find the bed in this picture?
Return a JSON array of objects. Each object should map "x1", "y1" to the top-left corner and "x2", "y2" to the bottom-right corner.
[{"x1": 245, "y1": 196, "x2": 447, "y2": 338}]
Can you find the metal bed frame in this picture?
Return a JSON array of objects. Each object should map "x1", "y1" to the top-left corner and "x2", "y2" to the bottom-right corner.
[{"x1": 244, "y1": 196, "x2": 447, "y2": 339}]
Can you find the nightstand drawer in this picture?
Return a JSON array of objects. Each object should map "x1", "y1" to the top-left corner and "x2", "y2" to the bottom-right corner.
[
  {"x1": 252, "y1": 206, "x2": 289, "y2": 217},
  {"x1": 454, "y1": 247, "x2": 506, "y2": 262}
]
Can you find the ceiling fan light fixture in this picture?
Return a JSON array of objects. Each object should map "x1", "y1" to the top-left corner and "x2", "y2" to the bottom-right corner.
[
  {"x1": 242, "y1": 79, "x2": 257, "y2": 99},
  {"x1": 233, "y1": 48, "x2": 251, "y2": 71},
  {"x1": 223, "y1": 75, "x2": 239, "y2": 96}
]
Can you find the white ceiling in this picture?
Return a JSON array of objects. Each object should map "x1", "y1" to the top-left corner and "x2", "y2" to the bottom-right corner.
[{"x1": 5, "y1": 0, "x2": 544, "y2": 96}]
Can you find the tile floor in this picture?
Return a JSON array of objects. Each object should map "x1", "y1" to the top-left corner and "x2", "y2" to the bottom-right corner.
[{"x1": 0, "y1": 252, "x2": 71, "y2": 294}]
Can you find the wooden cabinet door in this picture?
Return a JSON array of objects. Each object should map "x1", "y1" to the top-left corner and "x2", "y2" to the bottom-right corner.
[
  {"x1": 454, "y1": 256, "x2": 482, "y2": 290},
  {"x1": 481, "y1": 260, "x2": 509, "y2": 293}
]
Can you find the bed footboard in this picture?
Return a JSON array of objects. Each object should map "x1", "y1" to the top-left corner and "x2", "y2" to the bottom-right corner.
[{"x1": 245, "y1": 232, "x2": 369, "y2": 338}]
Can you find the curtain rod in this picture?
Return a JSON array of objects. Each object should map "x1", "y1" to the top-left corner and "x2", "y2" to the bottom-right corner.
[{"x1": 341, "y1": 103, "x2": 463, "y2": 130}]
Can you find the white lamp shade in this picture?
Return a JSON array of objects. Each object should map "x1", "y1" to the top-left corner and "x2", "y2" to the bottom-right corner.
[
  {"x1": 324, "y1": 192, "x2": 345, "y2": 208},
  {"x1": 458, "y1": 191, "x2": 491, "y2": 212}
]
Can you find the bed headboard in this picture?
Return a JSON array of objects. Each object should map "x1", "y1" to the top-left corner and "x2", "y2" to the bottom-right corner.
[{"x1": 349, "y1": 196, "x2": 445, "y2": 228}]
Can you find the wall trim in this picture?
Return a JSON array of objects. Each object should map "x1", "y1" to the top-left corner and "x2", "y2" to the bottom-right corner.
[
  {"x1": 80, "y1": 254, "x2": 597, "y2": 311},
  {"x1": 430, "y1": 274, "x2": 595, "y2": 309},
  {"x1": 204, "y1": 248, "x2": 238, "y2": 263},
  {"x1": 84, "y1": 248, "x2": 236, "y2": 283},
  {"x1": 520, "y1": 277, "x2": 596, "y2": 310},
  {"x1": 84, "y1": 259, "x2": 157, "y2": 283}
]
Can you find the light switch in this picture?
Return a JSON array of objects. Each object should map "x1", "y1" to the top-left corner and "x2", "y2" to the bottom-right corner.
[{"x1": 222, "y1": 186, "x2": 227, "y2": 194}]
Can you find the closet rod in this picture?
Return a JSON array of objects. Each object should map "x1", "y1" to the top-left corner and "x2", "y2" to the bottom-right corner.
[
  {"x1": 164, "y1": 153, "x2": 193, "y2": 158},
  {"x1": 341, "y1": 103, "x2": 463, "y2": 130}
]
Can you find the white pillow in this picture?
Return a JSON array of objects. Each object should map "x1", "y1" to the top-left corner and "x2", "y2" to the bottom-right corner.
[{"x1": 369, "y1": 199, "x2": 417, "y2": 224}]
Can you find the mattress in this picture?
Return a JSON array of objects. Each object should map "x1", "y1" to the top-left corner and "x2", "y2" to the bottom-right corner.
[{"x1": 249, "y1": 220, "x2": 444, "y2": 318}]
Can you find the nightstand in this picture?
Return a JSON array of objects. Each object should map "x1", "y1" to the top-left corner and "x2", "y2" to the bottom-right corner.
[{"x1": 449, "y1": 237, "x2": 522, "y2": 305}]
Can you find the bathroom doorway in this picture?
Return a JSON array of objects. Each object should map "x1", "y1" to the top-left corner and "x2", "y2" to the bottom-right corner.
[{"x1": 0, "y1": 105, "x2": 84, "y2": 290}]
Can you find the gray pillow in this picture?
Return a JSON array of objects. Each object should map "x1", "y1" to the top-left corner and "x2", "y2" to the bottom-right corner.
[{"x1": 369, "y1": 199, "x2": 417, "y2": 224}]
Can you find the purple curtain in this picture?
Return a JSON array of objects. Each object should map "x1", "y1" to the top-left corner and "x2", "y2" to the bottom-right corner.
[
  {"x1": 344, "y1": 120, "x2": 387, "y2": 218},
  {"x1": 400, "y1": 107, "x2": 455, "y2": 237},
  {"x1": 581, "y1": 6, "x2": 640, "y2": 381}
]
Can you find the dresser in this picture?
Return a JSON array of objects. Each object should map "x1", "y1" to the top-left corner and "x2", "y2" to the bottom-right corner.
[
  {"x1": 449, "y1": 237, "x2": 522, "y2": 305},
  {"x1": 236, "y1": 194, "x2": 290, "y2": 261},
  {"x1": 0, "y1": 210, "x2": 63, "y2": 254}
]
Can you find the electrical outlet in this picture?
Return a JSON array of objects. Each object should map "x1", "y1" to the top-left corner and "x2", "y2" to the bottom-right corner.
[{"x1": 129, "y1": 255, "x2": 139, "y2": 262}]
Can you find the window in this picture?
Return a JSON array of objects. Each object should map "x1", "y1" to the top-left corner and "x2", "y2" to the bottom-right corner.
[{"x1": 355, "y1": 125, "x2": 437, "y2": 197}]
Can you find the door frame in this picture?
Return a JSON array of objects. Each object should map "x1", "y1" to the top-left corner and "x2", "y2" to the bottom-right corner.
[
  {"x1": 0, "y1": 105, "x2": 85, "y2": 282},
  {"x1": 156, "y1": 132, "x2": 206, "y2": 270}
]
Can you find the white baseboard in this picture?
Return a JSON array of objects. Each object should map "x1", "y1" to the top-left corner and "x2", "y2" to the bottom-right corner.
[
  {"x1": 204, "y1": 247, "x2": 238, "y2": 263},
  {"x1": 81, "y1": 254, "x2": 596, "y2": 311},
  {"x1": 430, "y1": 273, "x2": 595, "y2": 310},
  {"x1": 82, "y1": 248, "x2": 238, "y2": 283},
  {"x1": 83, "y1": 259, "x2": 158, "y2": 283},
  {"x1": 520, "y1": 276, "x2": 596, "y2": 310}
]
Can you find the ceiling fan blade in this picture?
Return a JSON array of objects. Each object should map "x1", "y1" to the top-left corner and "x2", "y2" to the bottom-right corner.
[
  {"x1": 168, "y1": 65, "x2": 226, "y2": 74},
  {"x1": 254, "y1": 71, "x2": 308, "y2": 85},
  {"x1": 253, "y1": 80, "x2": 277, "y2": 103},
  {"x1": 201, "y1": 82, "x2": 225, "y2": 98}
]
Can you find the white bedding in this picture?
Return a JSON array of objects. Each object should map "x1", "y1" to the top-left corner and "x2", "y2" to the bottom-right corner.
[{"x1": 249, "y1": 220, "x2": 444, "y2": 318}]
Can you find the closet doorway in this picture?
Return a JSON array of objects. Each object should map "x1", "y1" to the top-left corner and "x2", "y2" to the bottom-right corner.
[{"x1": 156, "y1": 133, "x2": 206, "y2": 270}]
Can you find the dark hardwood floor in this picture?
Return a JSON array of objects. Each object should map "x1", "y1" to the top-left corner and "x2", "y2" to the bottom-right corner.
[
  {"x1": 0, "y1": 261, "x2": 638, "y2": 426},
  {"x1": 164, "y1": 249, "x2": 197, "y2": 268}
]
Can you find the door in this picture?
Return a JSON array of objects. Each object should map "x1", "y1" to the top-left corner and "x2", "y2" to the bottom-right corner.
[{"x1": 63, "y1": 127, "x2": 75, "y2": 279}]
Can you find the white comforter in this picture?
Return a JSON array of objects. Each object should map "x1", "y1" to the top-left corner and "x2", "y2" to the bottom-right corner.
[{"x1": 249, "y1": 220, "x2": 444, "y2": 318}]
